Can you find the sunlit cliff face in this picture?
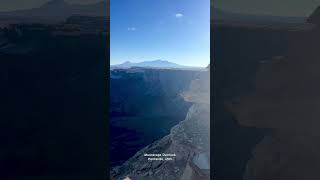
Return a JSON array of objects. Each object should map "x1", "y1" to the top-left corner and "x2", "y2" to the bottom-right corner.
[{"x1": 182, "y1": 68, "x2": 210, "y2": 105}]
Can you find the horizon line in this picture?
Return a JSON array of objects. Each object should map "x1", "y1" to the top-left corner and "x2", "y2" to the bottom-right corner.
[{"x1": 110, "y1": 59, "x2": 209, "y2": 68}]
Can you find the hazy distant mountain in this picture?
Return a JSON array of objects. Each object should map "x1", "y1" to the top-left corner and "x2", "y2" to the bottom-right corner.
[
  {"x1": 0, "y1": 0, "x2": 108, "y2": 21},
  {"x1": 213, "y1": 8, "x2": 305, "y2": 24},
  {"x1": 111, "y1": 60, "x2": 198, "y2": 69}
]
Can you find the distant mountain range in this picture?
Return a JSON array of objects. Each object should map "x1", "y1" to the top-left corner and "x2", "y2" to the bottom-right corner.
[
  {"x1": 213, "y1": 7, "x2": 306, "y2": 24},
  {"x1": 0, "y1": 0, "x2": 108, "y2": 21},
  {"x1": 111, "y1": 60, "x2": 202, "y2": 70}
]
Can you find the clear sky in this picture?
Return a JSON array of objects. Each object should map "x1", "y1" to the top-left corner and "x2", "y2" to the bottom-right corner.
[{"x1": 110, "y1": 0, "x2": 210, "y2": 67}]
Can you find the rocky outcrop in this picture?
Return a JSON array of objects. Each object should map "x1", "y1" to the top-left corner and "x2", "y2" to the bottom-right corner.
[
  {"x1": 110, "y1": 69, "x2": 210, "y2": 180},
  {"x1": 211, "y1": 19, "x2": 298, "y2": 180},
  {"x1": 226, "y1": 8, "x2": 320, "y2": 180},
  {"x1": 231, "y1": 44, "x2": 320, "y2": 180},
  {"x1": 110, "y1": 68, "x2": 202, "y2": 167}
]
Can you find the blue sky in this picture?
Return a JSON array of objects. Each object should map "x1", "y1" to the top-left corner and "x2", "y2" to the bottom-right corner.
[{"x1": 110, "y1": 0, "x2": 210, "y2": 67}]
